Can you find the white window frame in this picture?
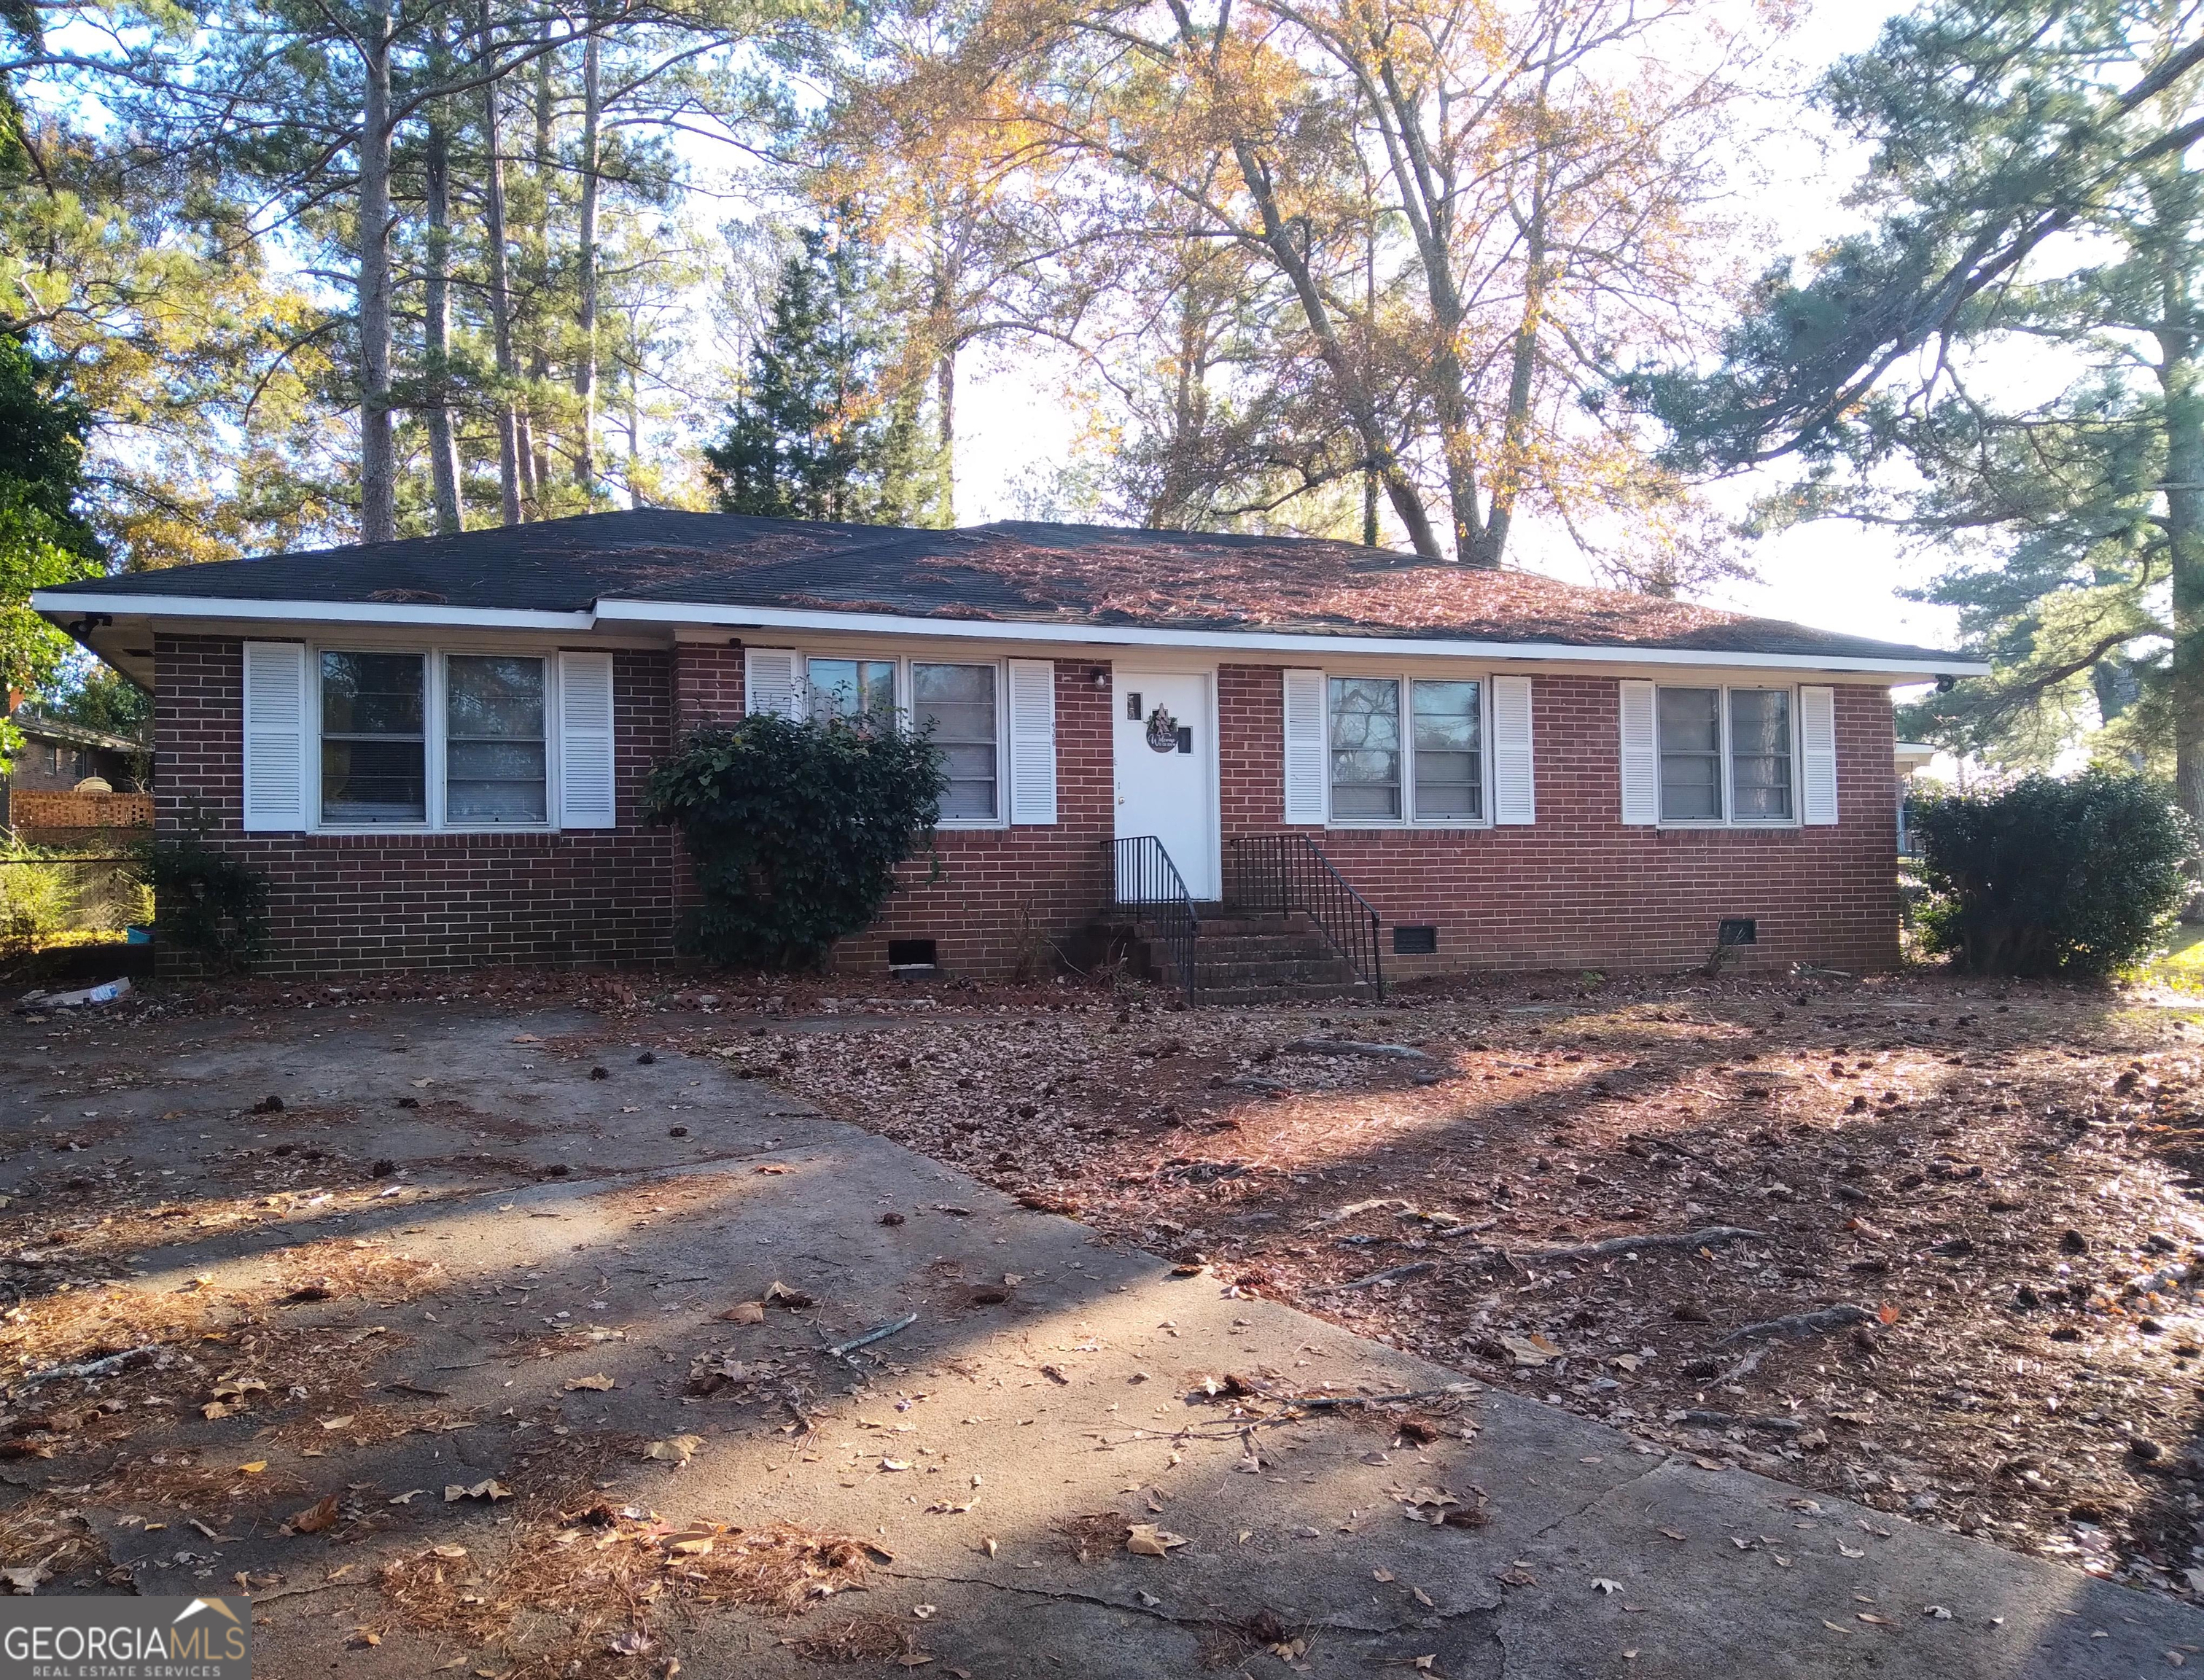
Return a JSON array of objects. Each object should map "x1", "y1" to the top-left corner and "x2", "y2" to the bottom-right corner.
[
  {"x1": 308, "y1": 645, "x2": 564, "y2": 835},
  {"x1": 1654, "y1": 682, "x2": 1802, "y2": 830},
  {"x1": 1320, "y1": 671, "x2": 1495, "y2": 831},
  {"x1": 777, "y1": 651, "x2": 1014, "y2": 831}
]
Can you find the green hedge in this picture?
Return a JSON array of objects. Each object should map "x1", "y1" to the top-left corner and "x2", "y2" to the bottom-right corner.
[
  {"x1": 1909, "y1": 771, "x2": 2195, "y2": 978},
  {"x1": 645, "y1": 713, "x2": 946, "y2": 970}
]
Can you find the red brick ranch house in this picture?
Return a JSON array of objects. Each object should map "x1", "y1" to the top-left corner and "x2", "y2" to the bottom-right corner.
[{"x1": 32, "y1": 510, "x2": 1982, "y2": 989}]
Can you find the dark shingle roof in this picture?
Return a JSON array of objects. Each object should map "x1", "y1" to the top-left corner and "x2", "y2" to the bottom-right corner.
[
  {"x1": 56, "y1": 510, "x2": 885, "y2": 613},
  {"x1": 48, "y1": 508, "x2": 1971, "y2": 666}
]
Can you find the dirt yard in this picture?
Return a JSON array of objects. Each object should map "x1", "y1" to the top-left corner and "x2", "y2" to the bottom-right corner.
[
  {"x1": 4, "y1": 957, "x2": 2204, "y2": 1668},
  {"x1": 633, "y1": 965, "x2": 2204, "y2": 1602}
]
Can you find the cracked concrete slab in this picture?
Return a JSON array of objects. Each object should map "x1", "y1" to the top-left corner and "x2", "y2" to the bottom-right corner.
[{"x1": 1, "y1": 1002, "x2": 2198, "y2": 1677}]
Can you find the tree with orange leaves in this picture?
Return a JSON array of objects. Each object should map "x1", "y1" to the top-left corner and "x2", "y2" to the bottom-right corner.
[{"x1": 847, "y1": 0, "x2": 1785, "y2": 578}]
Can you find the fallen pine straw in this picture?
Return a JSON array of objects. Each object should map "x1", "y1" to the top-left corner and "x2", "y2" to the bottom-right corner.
[
  {"x1": 380, "y1": 1446, "x2": 879, "y2": 1678},
  {"x1": 780, "y1": 1615, "x2": 911, "y2": 1663},
  {"x1": 1502, "y1": 1226, "x2": 1763, "y2": 1265},
  {"x1": 0, "y1": 1493, "x2": 110, "y2": 1589},
  {"x1": 1058, "y1": 1510, "x2": 1133, "y2": 1565},
  {"x1": 1283, "y1": 1038, "x2": 1435, "y2": 1062}
]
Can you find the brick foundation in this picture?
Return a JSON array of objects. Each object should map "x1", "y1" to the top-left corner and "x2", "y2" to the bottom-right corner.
[{"x1": 154, "y1": 637, "x2": 1901, "y2": 981}]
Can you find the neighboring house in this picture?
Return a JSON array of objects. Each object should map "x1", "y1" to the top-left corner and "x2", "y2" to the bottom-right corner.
[
  {"x1": 1, "y1": 709, "x2": 153, "y2": 844},
  {"x1": 1893, "y1": 742, "x2": 1940, "y2": 858},
  {"x1": 31, "y1": 510, "x2": 1983, "y2": 982}
]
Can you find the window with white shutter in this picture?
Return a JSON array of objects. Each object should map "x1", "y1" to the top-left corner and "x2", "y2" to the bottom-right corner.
[
  {"x1": 1800, "y1": 685, "x2": 1838, "y2": 825},
  {"x1": 1006, "y1": 659, "x2": 1057, "y2": 825},
  {"x1": 1640, "y1": 681, "x2": 1816, "y2": 826},
  {"x1": 744, "y1": 648, "x2": 802, "y2": 719},
  {"x1": 242, "y1": 640, "x2": 307, "y2": 831},
  {"x1": 557, "y1": 651, "x2": 616, "y2": 829},
  {"x1": 1492, "y1": 674, "x2": 1535, "y2": 825},
  {"x1": 1282, "y1": 669, "x2": 1326, "y2": 824},
  {"x1": 1619, "y1": 679, "x2": 1658, "y2": 825}
]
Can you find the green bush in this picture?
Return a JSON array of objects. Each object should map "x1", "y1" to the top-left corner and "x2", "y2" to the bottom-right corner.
[
  {"x1": 644, "y1": 713, "x2": 946, "y2": 970},
  {"x1": 149, "y1": 839, "x2": 270, "y2": 972},
  {"x1": 1909, "y1": 771, "x2": 2195, "y2": 978},
  {"x1": 0, "y1": 839, "x2": 73, "y2": 957}
]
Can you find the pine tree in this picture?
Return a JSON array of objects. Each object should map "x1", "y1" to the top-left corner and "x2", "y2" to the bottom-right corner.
[
  {"x1": 0, "y1": 332, "x2": 100, "y2": 766},
  {"x1": 705, "y1": 217, "x2": 946, "y2": 526},
  {"x1": 1633, "y1": 0, "x2": 2204, "y2": 808}
]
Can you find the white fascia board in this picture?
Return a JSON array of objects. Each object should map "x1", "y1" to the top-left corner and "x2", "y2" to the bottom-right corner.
[
  {"x1": 32, "y1": 591, "x2": 593, "y2": 632},
  {"x1": 600, "y1": 598, "x2": 1990, "y2": 680}
]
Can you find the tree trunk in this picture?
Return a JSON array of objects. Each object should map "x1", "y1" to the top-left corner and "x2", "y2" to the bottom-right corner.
[
  {"x1": 1467, "y1": 168, "x2": 1550, "y2": 571},
  {"x1": 424, "y1": 82, "x2": 464, "y2": 535},
  {"x1": 928, "y1": 246, "x2": 957, "y2": 515},
  {"x1": 1369, "y1": 55, "x2": 1492, "y2": 566},
  {"x1": 2161, "y1": 311, "x2": 2204, "y2": 841},
  {"x1": 572, "y1": 31, "x2": 601, "y2": 494},
  {"x1": 521, "y1": 31, "x2": 556, "y2": 511},
  {"x1": 357, "y1": 0, "x2": 396, "y2": 544},
  {"x1": 1156, "y1": 0, "x2": 1438, "y2": 557},
  {"x1": 936, "y1": 346, "x2": 954, "y2": 505},
  {"x1": 625, "y1": 385, "x2": 642, "y2": 506},
  {"x1": 1231, "y1": 140, "x2": 1441, "y2": 558},
  {"x1": 480, "y1": 0, "x2": 523, "y2": 526}
]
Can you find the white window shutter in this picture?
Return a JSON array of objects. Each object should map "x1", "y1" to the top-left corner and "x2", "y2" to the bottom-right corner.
[
  {"x1": 1618, "y1": 679, "x2": 1658, "y2": 825},
  {"x1": 241, "y1": 640, "x2": 306, "y2": 831},
  {"x1": 1007, "y1": 659, "x2": 1057, "y2": 825},
  {"x1": 558, "y1": 652, "x2": 616, "y2": 829},
  {"x1": 744, "y1": 648, "x2": 802, "y2": 719},
  {"x1": 1492, "y1": 674, "x2": 1535, "y2": 825},
  {"x1": 1282, "y1": 669, "x2": 1326, "y2": 824},
  {"x1": 1801, "y1": 684, "x2": 1838, "y2": 825}
]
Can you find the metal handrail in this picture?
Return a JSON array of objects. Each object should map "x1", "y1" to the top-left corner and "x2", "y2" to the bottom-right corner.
[
  {"x1": 1223, "y1": 834, "x2": 1385, "y2": 999},
  {"x1": 1105, "y1": 836, "x2": 1201, "y2": 1003}
]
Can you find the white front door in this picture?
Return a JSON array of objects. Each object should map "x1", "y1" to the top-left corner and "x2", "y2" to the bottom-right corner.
[{"x1": 1113, "y1": 669, "x2": 1218, "y2": 901}]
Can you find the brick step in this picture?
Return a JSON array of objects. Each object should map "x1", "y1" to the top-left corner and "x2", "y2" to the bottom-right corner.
[
  {"x1": 1153, "y1": 935, "x2": 1340, "y2": 960},
  {"x1": 1199, "y1": 981, "x2": 1378, "y2": 1005},
  {"x1": 1126, "y1": 915, "x2": 1323, "y2": 939},
  {"x1": 1153, "y1": 949, "x2": 1359, "y2": 977},
  {"x1": 1095, "y1": 909, "x2": 1371, "y2": 1003}
]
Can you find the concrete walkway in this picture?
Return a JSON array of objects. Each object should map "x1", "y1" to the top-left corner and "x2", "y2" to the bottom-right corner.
[{"x1": 2, "y1": 1003, "x2": 2196, "y2": 1677}]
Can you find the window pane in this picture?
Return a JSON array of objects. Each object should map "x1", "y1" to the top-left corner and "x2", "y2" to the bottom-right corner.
[
  {"x1": 1657, "y1": 687, "x2": 1721, "y2": 822},
  {"x1": 1328, "y1": 677, "x2": 1401, "y2": 821},
  {"x1": 809, "y1": 658, "x2": 897, "y2": 723},
  {"x1": 445, "y1": 656, "x2": 548, "y2": 824},
  {"x1": 322, "y1": 652, "x2": 424, "y2": 822},
  {"x1": 1730, "y1": 688, "x2": 1793, "y2": 820},
  {"x1": 914, "y1": 663, "x2": 996, "y2": 819},
  {"x1": 1411, "y1": 680, "x2": 1481, "y2": 820}
]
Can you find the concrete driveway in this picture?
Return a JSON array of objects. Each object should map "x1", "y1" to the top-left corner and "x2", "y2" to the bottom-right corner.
[{"x1": 0, "y1": 998, "x2": 2196, "y2": 1678}]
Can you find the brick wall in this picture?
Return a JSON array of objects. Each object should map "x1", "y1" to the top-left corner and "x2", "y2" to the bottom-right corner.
[
  {"x1": 9, "y1": 790, "x2": 154, "y2": 838},
  {"x1": 846, "y1": 659, "x2": 1116, "y2": 977},
  {"x1": 1217, "y1": 664, "x2": 1899, "y2": 976},
  {"x1": 674, "y1": 641, "x2": 745, "y2": 730},
  {"x1": 156, "y1": 636, "x2": 1900, "y2": 981},
  {"x1": 667, "y1": 644, "x2": 1117, "y2": 979},
  {"x1": 154, "y1": 634, "x2": 679, "y2": 977}
]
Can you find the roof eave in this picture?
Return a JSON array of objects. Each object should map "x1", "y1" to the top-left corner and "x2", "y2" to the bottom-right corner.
[
  {"x1": 33, "y1": 591, "x2": 594, "y2": 632},
  {"x1": 595, "y1": 597, "x2": 1989, "y2": 680},
  {"x1": 30, "y1": 588, "x2": 1990, "y2": 682}
]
